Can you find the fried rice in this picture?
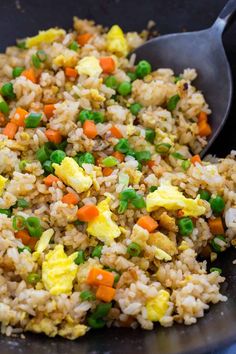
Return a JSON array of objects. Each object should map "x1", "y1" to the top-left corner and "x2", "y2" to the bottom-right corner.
[{"x1": 0, "y1": 18, "x2": 235, "y2": 340}]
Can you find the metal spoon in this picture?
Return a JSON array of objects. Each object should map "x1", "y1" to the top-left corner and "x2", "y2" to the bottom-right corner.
[{"x1": 133, "y1": 0, "x2": 236, "y2": 155}]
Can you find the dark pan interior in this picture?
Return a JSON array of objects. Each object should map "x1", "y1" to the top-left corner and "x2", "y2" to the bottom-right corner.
[{"x1": 0, "y1": 1, "x2": 236, "y2": 354}]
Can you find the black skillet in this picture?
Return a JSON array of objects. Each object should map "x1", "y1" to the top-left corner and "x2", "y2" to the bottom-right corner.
[{"x1": 0, "y1": 1, "x2": 236, "y2": 354}]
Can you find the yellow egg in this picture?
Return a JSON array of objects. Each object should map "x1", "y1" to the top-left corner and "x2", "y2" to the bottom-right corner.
[
  {"x1": 154, "y1": 247, "x2": 172, "y2": 261},
  {"x1": 146, "y1": 290, "x2": 170, "y2": 322},
  {"x1": 42, "y1": 244, "x2": 78, "y2": 295},
  {"x1": 53, "y1": 157, "x2": 92, "y2": 194},
  {"x1": 76, "y1": 56, "x2": 102, "y2": 77},
  {"x1": 87, "y1": 198, "x2": 121, "y2": 245},
  {"x1": 26, "y1": 28, "x2": 66, "y2": 48},
  {"x1": 146, "y1": 183, "x2": 205, "y2": 217},
  {"x1": 35, "y1": 229, "x2": 54, "y2": 253},
  {"x1": 107, "y1": 25, "x2": 128, "y2": 56},
  {"x1": 58, "y1": 323, "x2": 88, "y2": 340},
  {"x1": 53, "y1": 53, "x2": 78, "y2": 68},
  {"x1": 0, "y1": 175, "x2": 7, "y2": 196}
]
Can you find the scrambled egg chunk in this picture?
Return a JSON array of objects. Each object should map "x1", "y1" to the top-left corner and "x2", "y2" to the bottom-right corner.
[
  {"x1": 146, "y1": 183, "x2": 205, "y2": 217},
  {"x1": 42, "y1": 244, "x2": 78, "y2": 295},
  {"x1": 87, "y1": 198, "x2": 121, "y2": 245},
  {"x1": 58, "y1": 323, "x2": 88, "y2": 340},
  {"x1": 26, "y1": 28, "x2": 65, "y2": 48},
  {"x1": 107, "y1": 25, "x2": 128, "y2": 57},
  {"x1": 76, "y1": 56, "x2": 102, "y2": 77},
  {"x1": 0, "y1": 175, "x2": 7, "y2": 196},
  {"x1": 53, "y1": 157, "x2": 92, "y2": 194},
  {"x1": 146, "y1": 290, "x2": 170, "y2": 321}
]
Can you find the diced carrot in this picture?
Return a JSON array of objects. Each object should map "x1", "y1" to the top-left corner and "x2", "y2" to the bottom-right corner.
[
  {"x1": 146, "y1": 160, "x2": 155, "y2": 168},
  {"x1": 110, "y1": 125, "x2": 123, "y2": 139},
  {"x1": 11, "y1": 107, "x2": 28, "y2": 127},
  {"x1": 45, "y1": 129, "x2": 62, "y2": 144},
  {"x1": 77, "y1": 204, "x2": 99, "y2": 222},
  {"x1": 21, "y1": 68, "x2": 37, "y2": 83},
  {"x1": 103, "y1": 167, "x2": 113, "y2": 176},
  {"x1": 27, "y1": 237, "x2": 38, "y2": 250},
  {"x1": 190, "y1": 155, "x2": 201, "y2": 165},
  {"x1": 137, "y1": 215, "x2": 158, "y2": 232},
  {"x1": 198, "y1": 111, "x2": 208, "y2": 123},
  {"x1": 3, "y1": 122, "x2": 18, "y2": 139},
  {"x1": 87, "y1": 268, "x2": 114, "y2": 287},
  {"x1": 77, "y1": 33, "x2": 93, "y2": 46},
  {"x1": 44, "y1": 104, "x2": 55, "y2": 119},
  {"x1": 0, "y1": 112, "x2": 7, "y2": 127},
  {"x1": 65, "y1": 67, "x2": 78, "y2": 78},
  {"x1": 83, "y1": 120, "x2": 97, "y2": 139},
  {"x1": 198, "y1": 120, "x2": 212, "y2": 137},
  {"x1": 62, "y1": 193, "x2": 79, "y2": 205},
  {"x1": 208, "y1": 217, "x2": 224, "y2": 235},
  {"x1": 177, "y1": 209, "x2": 185, "y2": 218},
  {"x1": 99, "y1": 57, "x2": 116, "y2": 74},
  {"x1": 112, "y1": 151, "x2": 125, "y2": 162},
  {"x1": 96, "y1": 285, "x2": 116, "y2": 302},
  {"x1": 43, "y1": 174, "x2": 59, "y2": 187},
  {"x1": 15, "y1": 230, "x2": 31, "y2": 245}
]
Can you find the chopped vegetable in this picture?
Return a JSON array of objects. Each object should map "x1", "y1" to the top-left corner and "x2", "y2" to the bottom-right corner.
[
  {"x1": 131, "y1": 194, "x2": 146, "y2": 209},
  {"x1": 77, "y1": 33, "x2": 93, "y2": 46},
  {"x1": 74, "y1": 250, "x2": 85, "y2": 265},
  {"x1": 118, "y1": 200, "x2": 128, "y2": 214},
  {"x1": 120, "y1": 188, "x2": 137, "y2": 201},
  {"x1": 80, "y1": 290, "x2": 96, "y2": 301},
  {"x1": 135, "y1": 60, "x2": 151, "y2": 79},
  {"x1": 12, "y1": 66, "x2": 25, "y2": 78},
  {"x1": 21, "y1": 68, "x2": 37, "y2": 83},
  {"x1": 15, "y1": 229, "x2": 31, "y2": 245},
  {"x1": 77, "y1": 204, "x2": 99, "y2": 222},
  {"x1": 149, "y1": 186, "x2": 158, "y2": 192},
  {"x1": 102, "y1": 156, "x2": 118, "y2": 167},
  {"x1": 83, "y1": 120, "x2": 97, "y2": 139},
  {"x1": 102, "y1": 167, "x2": 113, "y2": 176},
  {"x1": 3, "y1": 122, "x2": 18, "y2": 139},
  {"x1": 178, "y1": 217, "x2": 194, "y2": 236},
  {"x1": 92, "y1": 245, "x2": 103, "y2": 258},
  {"x1": 135, "y1": 150, "x2": 151, "y2": 163},
  {"x1": 0, "y1": 97, "x2": 9, "y2": 115},
  {"x1": 127, "y1": 242, "x2": 141, "y2": 257},
  {"x1": 199, "y1": 189, "x2": 211, "y2": 201},
  {"x1": 25, "y1": 112, "x2": 42, "y2": 128},
  {"x1": 87, "y1": 317, "x2": 105, "y2": 329},
  {"x1": 181, "y1": 160, "x2": 191, "y2": 171},
  {"x1": 112, "y1": 151, "x2": 125, "y2": 162},
  {"x1": 167, "y1": 94, "x2": 180, "y2": 111},
  {"x1": 211, "y1": 235, "x2": 226, "y2": 253},
  {"x1": 105, "y1": 76, "x2": 118, "y2": 89},
  {"x1": 68, "y1": 41, "x2": 79, "y2": 51},
  {"x1": 114, "y1": 138, "x2": 130, "y2": 154},
  {"x1": 32, "y1": 54, "x2": 41, "y2": 69},
  {"x1": 117, "y1": 81, "x2": 132, "y2": 96},
  {"x1": 36, "y1": 50, "x2": 47, "y2": 62},
  {"x1": 45, "y1": 129, "x2": 62, "y2": 144},
  {"x1": 27, "y1": 273, "x2": 41, "y2": 284},
  {"x1": 36, "y1": 146, "x2": 51, "y2": 163},
  {"x1": 65, "y1": 67, "x2": 78, "y2": 78},
  {"x1": 26, "y1": 216, "x2": 43, "y2": 238},
  {"x1": 99, "y1": 57, "x2": 116, "y2": 74},
  {"x1": 43, "y1": 174, "x2": 59, "y2": 186},
  {"x1": 96, "y1": 285, "x2": 116, "y2": 302},
  {"x1": 43, "y1": 160, "x2": 54, "y2": 174},
  {"x1": 19, "y1": 160, "x2": 27, "y2": 171},
  {"x1": 156, "y1": 143, "x2": 172, "y2": 154},
  {"x1": 145, "y1": 128, "x2": 155, "y2": 143},
  {"x1": 127, "y1": 71, "x2": 137, "y2": 81},
  {"x1": 130, "y1": 102, "x2": 142, "y2": 116},
  {"x1": 171, "y1": 152, "x2": 187, "y2": 160},
  {"x1": 0, "y1": 208, "x2": 11, "y2": 217},
  {"x1": 210, "y1": 267, "x2": 222, "y2": 275},
  {"x1": 62, "y1": 193, "x2": 79, "y2": 205},
  {"x1": 137, "y1": 215, "x2": 158, "y2": 232},
  {"x1": 110, "y1": 125, "x2": 123, "y2": 138},
  {"x1": 18, "y1": 246, "x2": 31, "y2": 253},
  {"x1": 16, "y1": 198, "x2": 29, "y2": 209},
  {"x1": 1, "y1": 82, "x2": 16, "y2": 99},
  {"x1": 198, "y1": 111, "x2": 208, "y2": 122},
  {"x1": 50, "y1": 150, "x2": 66, "y2": 164},
  {"x1": 198, "y1": 120, "x2": 212, "y2": 137},
  {"x1": 44, "y1": 104, "x2": 55, "y2": 119},
  {"x1": 11, "y1": 107, "x2": 28, "y2": 127},
  {"x1": 190, "y1": 155, "x2": 201, "y2": 165},
  {"x1": 87, "y1": 268, "x2": 114, "y2": 287},
  {"x1": 210, "y1": 196, "x2": 225, "y2": 215},
  {"x1": 92, "y1": 111, "x2": 104, "y2": 123},
  {"x1": 77, "y1": 152, "x2": 95, "y2": 166},
  {"x1": 12, "y1": 215, "x2": 26, "y2": 231}
]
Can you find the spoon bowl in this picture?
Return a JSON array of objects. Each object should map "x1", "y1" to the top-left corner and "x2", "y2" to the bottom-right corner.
[{"x1": 134, "y1": 0, "x2": 236, "y2": 156}]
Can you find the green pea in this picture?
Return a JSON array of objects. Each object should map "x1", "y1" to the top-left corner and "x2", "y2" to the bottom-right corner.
[
  {"x1": 80, "y1": 290, "x2": 95, "y2": 301},
  {"x1": 117, "y1": 81, "x2": 132, "y2": 96},
  {"x1": 36, "y1": 146, "x2": 50, "y2": 163},
  {"x1": 16, "y1": 198, "x2": 29, "y2": 209},
  {"x1": 12, "y1": 67, "x2": 25, "y2": 78},
  {"x1": 92, "y1": 111, "x2": 104, "y2": 124},
  {"x1": 78, "y1": 110, "x2": 93, "y2": 124},
  {"x1": 127, "y1": 242, "x2": 141, "y2": 257},
  {"x1": 145, "y1": 128, "x2": 155, "y2": 144},
  {"x1": 135, "y1": 150, "x2": 151, "y2": 163},
  {"x1": 43, "y1": 160, "x2": 54, "y2": 174},
  {"x1": 130, "y1": 103, "x2": 142, "y2": 116},
  {"x1": 127, "y1": 72, "x2": 137, "y2": 82},
  {"x1": 181, "y1": 160, "x2": 191, "y2": 171},
  {"x1": 26, "y1": 217, "x2": 43, "y2": 238},
  {"x1": 68, "y1": 41, "x2": 79, "y2": 51},
  {"x1": 199, "y1": 189, "x2": 211, "y2": 201},
  {"x1": 1, "y1": 83, "x2": 16, "y2": 100},
  {"x1": 178, "y1": 217, "x2": 194, "y2": 236},
  {"x1": 0, "y1": 100, "x2": 9, "y2": 115},
  {"x1": 50, "y1": 150, "x2": 66, "y2": 164},
  {"x1": 210, "y1": 196, "x2": 225, "y2": 215},
  {"x1": 135, "y1": 60, "x2": 152, "y2": 79},
  {"x1": 104, "y1": 76, "x2": 118, "y2": 89}
]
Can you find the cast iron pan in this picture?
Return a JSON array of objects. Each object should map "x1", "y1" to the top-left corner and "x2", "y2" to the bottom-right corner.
[{"x1": 0, "y1": 1, "x2": 236, "y2": 354}]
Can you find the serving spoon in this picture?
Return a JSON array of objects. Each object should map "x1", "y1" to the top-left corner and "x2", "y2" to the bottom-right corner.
[{"x1": 133, "y1": 0, "x2": 236, "y2": 156}]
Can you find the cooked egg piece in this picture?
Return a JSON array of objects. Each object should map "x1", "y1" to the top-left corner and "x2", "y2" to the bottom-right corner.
[
  {"x1": 76, "y1": 56, "x2": 102, "y2": 77},
  {"x1": 26, "y1": 28, "x2": 66, "y2": 48},
  {"x1": 87, "y1": 198, "x2": 121, "y2": 245},
  {"x1": 42, "y1": 244, "x2": 78, "y2": 295},
  {"x1": 0, "y1": 175, "x2": 7, "y2": 196},
  {"x1": 53, "y1": 157, "x2": 92, "y2": 194},
  {"x1": 146, "y1": 290, "x2": 170, "y2": 322},
  {"x1": 146, "y1": 183, "x2": 205, "y2": 217},
  {"x1": 107, "y1": 25, "x2": 128, "y2": 57},
  {"x1": 35, "y1": 229, "x2": 54, "y2": 253}
]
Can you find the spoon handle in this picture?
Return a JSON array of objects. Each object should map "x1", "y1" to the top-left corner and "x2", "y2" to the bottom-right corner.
[{"x1": 213, "y1": 0, "x2": 236, "y2": 34}]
